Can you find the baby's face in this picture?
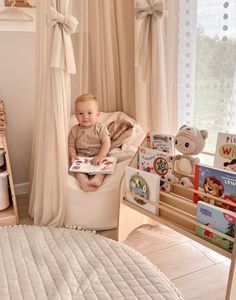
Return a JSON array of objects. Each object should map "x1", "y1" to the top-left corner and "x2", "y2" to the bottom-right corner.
[{"x1": 75, "y1": 100, "x2": 100, "y2": 127}]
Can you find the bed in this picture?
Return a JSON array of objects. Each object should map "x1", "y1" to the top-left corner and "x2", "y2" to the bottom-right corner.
[
  {"x1": 0, "y1": 226, "x2": 183, "y2": 299},
  {"x1": 64, "y1": 111, "x2": 145, "y2": 230}
]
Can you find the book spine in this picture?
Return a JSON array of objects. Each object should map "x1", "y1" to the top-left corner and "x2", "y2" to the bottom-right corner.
[{"x1": 193, "y1": 164, "x2": 200, "y2": 203}]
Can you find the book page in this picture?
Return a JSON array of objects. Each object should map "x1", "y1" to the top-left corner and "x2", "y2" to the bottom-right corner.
[{"x1": 69, "y1": 156, "x2": 117, "y2": 174}]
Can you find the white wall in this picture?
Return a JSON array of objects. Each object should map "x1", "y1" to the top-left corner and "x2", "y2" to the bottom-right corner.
[
  {"x1": 0, "y1": 1, "x2": 36, "y2": 187},
  {"x1": 0, "y1": 31, "x2": 36, "y2": 184},
  {"x1": 0, "y1": 33, "x2": 80, "y2": 187},
  {"x1": 0, "y1": 0, "x2": 80, "y2": 187}
]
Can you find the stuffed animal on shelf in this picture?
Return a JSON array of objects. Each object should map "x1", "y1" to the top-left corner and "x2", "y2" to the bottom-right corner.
[
  {"x1": 160, "y1": 173, "x2": 179, "y2": 193},
  {"x1": 179, "y1": 177, "x2": 194, "y2": 189},
  {"x1": 174, "y1": 125, "x2": 208, "y2": 175}
]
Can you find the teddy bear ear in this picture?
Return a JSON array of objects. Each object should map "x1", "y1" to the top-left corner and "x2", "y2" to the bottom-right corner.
[
  {"x1": 200, "y1": 129, "x2": 208, "y2": 139},
  {"x1": 179, "y1": 124, "x2": 188, "y2": 131}
]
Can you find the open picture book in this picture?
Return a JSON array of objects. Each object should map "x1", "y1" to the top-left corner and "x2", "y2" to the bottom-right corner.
[{"x1": 69, "y1": 156, "x2": 117, "y2": 175}]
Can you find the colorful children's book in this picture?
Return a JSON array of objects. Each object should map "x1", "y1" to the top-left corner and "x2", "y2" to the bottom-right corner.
[
  {"x1": 149, "y1": 132, "x2": 175, "y2": 153},
  {"x1": 196, "y1": 201, "x2": 236, "y2": 252},
  {"x1": 214, "y1": 132, "x2": 236, "y2": 173},
  {"x1": 193, "y1": 164, "x2": 236, "y2": 212},
  {"x1": 69, "y1": 156, "x2": 117, "y2": 175},
  {"x1": 125, "y1": 166, "x2": 160, "y2": 214},
  {"x1": 138, "y1": 146, "x2": 175, "y2": 192},
  {"x1": 139, "y1": 147, "x2": 174, "y2": 176}
]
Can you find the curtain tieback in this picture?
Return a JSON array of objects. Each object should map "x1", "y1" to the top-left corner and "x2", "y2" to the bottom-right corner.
[
  {"x1": 135, "y1": 0, "x2": 165, "y2": 79},
  {"x1": 46, "y1": 7, "x2": 78, "y2": 74},
  {"x1": 135, "y1": 0, "x2": 164, "y2": 19},
  {"x1": 47, "y1": 7, "x2": 78, "y2": 34}
]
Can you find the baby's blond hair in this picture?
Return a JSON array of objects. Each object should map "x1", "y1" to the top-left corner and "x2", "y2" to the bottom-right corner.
[{"x1": 75, "y1": 94, "x2": 98, "y2": 109}]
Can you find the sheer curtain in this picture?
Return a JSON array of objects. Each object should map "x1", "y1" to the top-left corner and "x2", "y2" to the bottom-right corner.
[
  {"x1": 76, "y1": 0, "x2": 135, "y2": 118},
  {"x1": 177, "y1": 0, "x2": 236, "y2": 152},
  {"x1": 29, "y1": 0, "x2": 78, "y2": 226},
  {"x1": 177, "y1": 0, "x2": 198, "y2": 126}
]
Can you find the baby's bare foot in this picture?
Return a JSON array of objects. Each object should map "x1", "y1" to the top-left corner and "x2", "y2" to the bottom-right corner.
[
  {"x1": 85, "y1": 184, "x2": 97, "y2": 192},
  {"x1": 76, "y1": 173, "x2": 97, "y2": 192},
  {"x1": 89, "y1": 174, "x2": 105, "y2": 188}
]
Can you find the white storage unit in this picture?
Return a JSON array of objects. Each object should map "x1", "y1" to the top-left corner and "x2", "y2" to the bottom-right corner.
[
  {"x1": 0, "y1": 133, "x2": 18, "y2": 225},
  {"x1": 0, "y1": 171, "x2": 9, "y2": 210}
]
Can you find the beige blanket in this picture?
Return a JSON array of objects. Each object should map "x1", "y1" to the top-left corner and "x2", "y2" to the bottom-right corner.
[{"x1": 107, "y1": 119, "x2": 133, "y2": 149}]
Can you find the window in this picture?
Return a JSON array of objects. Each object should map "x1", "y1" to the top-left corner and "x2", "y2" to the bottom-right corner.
[{"x1": 178, "y1": 0, "x2": 236, "y2": 155}]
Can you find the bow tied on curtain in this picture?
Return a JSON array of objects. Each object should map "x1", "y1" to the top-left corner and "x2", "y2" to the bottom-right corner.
[
  {"x1": 47, "y1": 6, "x2": 78, "y2": 33},
  {"x1": 135, "y1": 0, "x2": 165, "y2": 78},
  {"x1": 134, "y1": 0, "x2": 169, "y2": 133},
  {"x1": 46, "y1": 6, "x2": 79, "y2": 74},
  {"x1": 135, "y1": 0, "x2": 164, "y2": 20}
]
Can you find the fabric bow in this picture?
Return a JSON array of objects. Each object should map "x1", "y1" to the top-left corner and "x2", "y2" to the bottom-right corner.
[
  {"x1": 46, "y1": 6, "x2": 78, "y2": 74},
  {"x1": 135, "y1": 0, "x2": 164, "y2": 20},
  {"x1": 47, "y1": 6, "x2": 78, "y2": 34}
]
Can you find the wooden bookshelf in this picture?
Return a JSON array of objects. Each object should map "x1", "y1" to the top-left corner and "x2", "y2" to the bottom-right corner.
[
  {"x1": 0, "y1": 131, "x2": 19, "y2": 226},
  {"x1": 0, "y1": 206, "x2": 17, "y2": 226},
  {"x1": 118, "y1": 138, "x2": 236, "y2": 300}
]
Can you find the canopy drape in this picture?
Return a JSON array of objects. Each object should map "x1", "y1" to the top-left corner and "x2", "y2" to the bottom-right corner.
[
  {"x1": 76, "y1": 0, "x2": 135, "y2": 117},
  {"x1": 164, "y1": 0, "x2": 179, "y2": 134},
  {"x1": 28, "y1": 0, "x2": 78, "y2": 226},
  {"x1": 134, "y1": 0, "x2": 170, "y2": 132}
]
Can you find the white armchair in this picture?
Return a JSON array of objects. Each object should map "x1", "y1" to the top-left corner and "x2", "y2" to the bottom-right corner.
[{"x1": 64, "y1": 111, "x2": 144, "y2": 230}]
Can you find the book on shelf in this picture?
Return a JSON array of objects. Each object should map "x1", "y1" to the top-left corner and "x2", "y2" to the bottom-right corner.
[
  {"x1": 214, "y1": 132, "x2": 236, "y2": 173},
  {"x1": 149, "y1": 132, "x2": 174, "y2": 153},
  {"x1": 193, "y1": 164, "x2": 236, "y2": 212},
  {"x1": 196, "y1": 201, "x2": 236, "y2": 252},
  {"x1": 125, "y1": 166, "x2": 160, "y2": 214},
  {"x1": 139, "y1": 146, "x2": 174, "y2": 175},
  {"x1": 69, "y1": 156, "x2": 117, "y2": 175},
  {"x1": 138, "y1": 146, "x2": 174, "y2": 192}
]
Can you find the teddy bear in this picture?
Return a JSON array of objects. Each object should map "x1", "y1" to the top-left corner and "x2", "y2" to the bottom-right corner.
[
  {"x1": 179, "y1": 177, "x2": 194, "y2": 189},
  {"x1": 174, "y1": 125, "x2": 208, "y2": 175},
  {"x1": 160, "y1": 172, "x2": 179, "y2": 193}
]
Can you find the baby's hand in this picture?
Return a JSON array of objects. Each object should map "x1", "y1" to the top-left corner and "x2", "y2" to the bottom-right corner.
[
  {"x1": 91, "y1": 156, "x2": 104, "y2": 165},
  {"x1": 71, "y1": 156, "x2": 77, "y2": 163}
]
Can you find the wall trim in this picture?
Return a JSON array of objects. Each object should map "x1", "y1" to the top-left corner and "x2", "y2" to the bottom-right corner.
[{"x1": 14, "y1": 182, "x2": 29, "y2": 195}]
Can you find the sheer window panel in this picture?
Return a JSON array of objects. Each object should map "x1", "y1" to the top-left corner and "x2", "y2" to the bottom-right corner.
[
  {"x1": 177, "y1": 0, "x2": 236, "y2": 165},
  {"x1": 177, "y1": 0, "x2": 198, "y2": 127}
]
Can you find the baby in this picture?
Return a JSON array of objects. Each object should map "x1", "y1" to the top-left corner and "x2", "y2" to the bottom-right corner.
[{"x1": 68, "y1": 94, "x2": 111, "y2": 192}]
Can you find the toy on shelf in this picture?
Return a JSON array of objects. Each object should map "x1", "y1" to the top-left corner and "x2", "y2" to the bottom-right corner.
[
  {"x1": 179, "y1": 176, "x2": 194, "y2": 189},
  {"x1": 160, "y1": 173, "x2": 179, "y2": 193},
  {"x1": 174, "y1": 125, "x2": 208, "y2": 175},
  {"x1": 0, "y1": 100, "x2": 6, "y2": 130}
]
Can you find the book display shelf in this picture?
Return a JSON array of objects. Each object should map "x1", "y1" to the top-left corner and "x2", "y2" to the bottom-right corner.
[{"x1": 118, "y1": 137, "x2": 236, "y2": 300}]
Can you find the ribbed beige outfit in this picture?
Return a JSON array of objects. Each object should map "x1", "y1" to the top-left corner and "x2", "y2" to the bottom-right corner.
[{"x1": 68, "y1": 122, "x2": 109, "y2": 157}]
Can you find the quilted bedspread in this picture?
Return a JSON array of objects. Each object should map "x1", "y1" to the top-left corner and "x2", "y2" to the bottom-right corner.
[{"x1": 0, "y1": 226, "x2": 183, "y2": 300}]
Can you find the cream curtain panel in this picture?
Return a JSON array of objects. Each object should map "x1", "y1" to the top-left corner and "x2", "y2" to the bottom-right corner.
[
  {"x1": 165, "y1": 0, "x2": 178, "y2": 134},
  {"x1": 29, "y1": 0, "x2": 78, "y2": 226},
  {"x1": 134, "y1": 0, "x2": 170, "y2": 132},
  {"x1": 76, "y1": 0, "x2": 135, "y2": 118}
]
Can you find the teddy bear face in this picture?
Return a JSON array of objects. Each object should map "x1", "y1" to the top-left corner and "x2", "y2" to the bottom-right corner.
[
  {"x1": 174, "y1": 134, "x2": 196, "y2": 155},
  {"x1": 174, "y1": 125, "x2": 208, "y2": 155}
]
